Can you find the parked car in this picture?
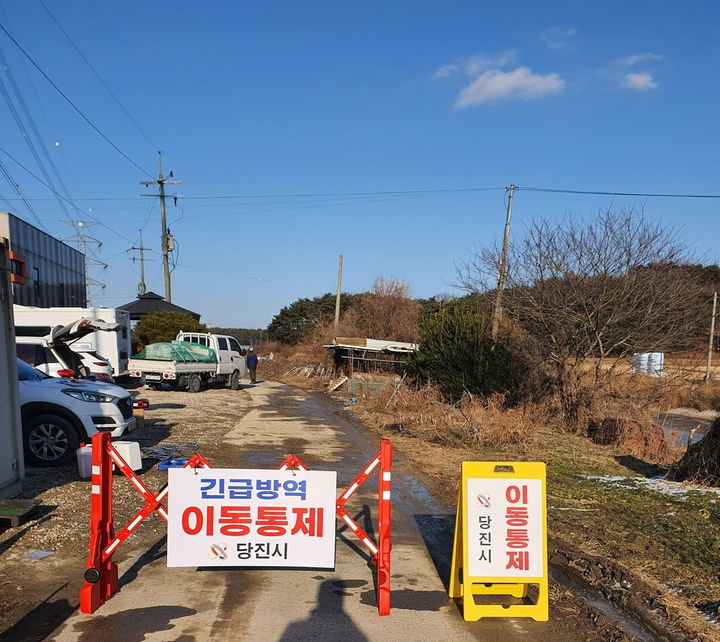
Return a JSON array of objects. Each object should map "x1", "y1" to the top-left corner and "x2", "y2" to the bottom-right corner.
[
  {"x1": 17, "y1": 359, "x2": 135, "y2": 466},
  {"x1": 16, "y1": 319, "x2": 120, "y2": 382}
]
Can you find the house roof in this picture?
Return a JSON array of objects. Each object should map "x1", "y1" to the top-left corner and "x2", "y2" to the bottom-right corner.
[{"x1": 117, "y1": 291, "x2": 201, "y2": 321}]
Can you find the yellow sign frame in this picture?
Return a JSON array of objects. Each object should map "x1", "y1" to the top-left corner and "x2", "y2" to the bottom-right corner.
[{"x1": 449, "y1": 461, "x2": 548, "y2": 621}]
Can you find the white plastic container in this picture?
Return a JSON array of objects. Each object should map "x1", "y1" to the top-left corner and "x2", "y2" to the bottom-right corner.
[
  {"x1": 76, "y1": 444, "x2": 93, "y2": 479},
  {"x1": 113, "y1": 441, "x2": 142, "y2": 471},
  {"x1": 647, "y1": 352, "x2": 665, "y2": 377},
  {"x1": 632, "y1": 353, "x2": 649, "y2": 374}
]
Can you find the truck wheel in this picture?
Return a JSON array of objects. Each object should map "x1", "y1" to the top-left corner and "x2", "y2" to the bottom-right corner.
[
  {"x1": 23, "y1": 414, "x2": 80, "y2": 467},
  {"x1": 229, "y1": 370, "x2": 240, "y2": 390},
  {"x1": 187, "y1": 373, "x2": 202, "y2": 393}
]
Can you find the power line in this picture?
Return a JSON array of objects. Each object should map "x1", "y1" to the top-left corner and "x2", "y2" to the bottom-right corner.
[
  {"x1": 167, "y1": 259, "x2": 332, "y2": 290},
  {"x1": 0, "y1": 40, "x2": 72, "y2": 216},
  {"x1": 179, "y1": 187, "x2": 506, "y2": 199},
  {"x1": 0, "y1": 142, "x2": 135, "y2": 244},
  {"x1": 38, "y1": 0, "x2": 158, "y2": 150},
  {"x1": 0, "y1": 22, "x2": 153, "y2": 178},
  {"x1": 0, "y1": 187, "x2": 506, "y2": 202},
  {"x1": 517, "y1": 186, "x2": 720, "y2": 199},
  {"x1": 3, "y1": 183, "x2": 720, "y2": 202},
  {"x1": 0, "y1": 156, "x2": 47, "y2": 231},
  {"x1": 179, "y1": 191, "x2": 457, "y2": 220},
  {"x1": 139, "y1": 246, "x2": 329, "y2": 289},
  {"x1": 0, "y1": 6, "x2": 79, "y2": 193},
  {"x1": 139, "y1": 198, "x2": 156, "y2": 236}
]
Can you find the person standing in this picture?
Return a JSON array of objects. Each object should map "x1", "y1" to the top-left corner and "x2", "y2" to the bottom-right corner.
[{"x1": 246, "y1": 347, "x2": 259, "y2": 384}]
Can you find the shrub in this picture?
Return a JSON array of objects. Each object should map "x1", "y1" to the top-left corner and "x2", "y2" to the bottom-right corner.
[
  {"x1": 350, "y1": 277, "x2": 420, "y2": 342},
  {"x1": 135, "y1": 312, "x2": 208, "y2": 346},
  {"x1": 409, "y1": 307, "x2": 544, "y2": 405}
]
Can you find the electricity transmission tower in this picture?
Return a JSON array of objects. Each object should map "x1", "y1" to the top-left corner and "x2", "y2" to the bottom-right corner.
[{"x1": 63, "y1": 218, "x2": 107, "y2": 306}]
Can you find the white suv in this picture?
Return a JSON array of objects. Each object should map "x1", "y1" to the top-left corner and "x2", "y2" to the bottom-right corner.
[{"x1": 17, "y1": 359, "x2": 136, "y2": 466}]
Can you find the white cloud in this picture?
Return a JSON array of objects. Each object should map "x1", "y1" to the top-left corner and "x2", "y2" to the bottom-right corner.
[
  {"x1": 433, "y1": 63, "x2": 459, "y2": 78},
  {"x1": 456, "y1": 66, "x2": 565, "y2": 107},
  {"x1": 541, "y1": 27, "x2": 577, "y2": 50},
  {"x1": 463, "y1": 51, "x2": 518, "y2": 75},
  {"x1": 616, "y1": 52, "x2": 663, "y2": 67},
  {"x1": 620, "y1": 72, "x2": 658, "y2": 90},
  {"x1": 433, "y1": 50, "x2": 518, "y2": 79}
]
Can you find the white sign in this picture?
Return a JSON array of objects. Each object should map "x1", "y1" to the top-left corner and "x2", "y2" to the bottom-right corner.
[
  {"x1": 466, "y1": 477, "x2": 543, "y2": 577},
  {"x1": 167, "y1": 468, "x2": 337, "y2": 568}
]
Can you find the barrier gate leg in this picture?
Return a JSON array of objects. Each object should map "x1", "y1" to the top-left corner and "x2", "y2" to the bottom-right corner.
[
  {"x1": 80, "y1": 432, "x2": 118, "y2": 613},
  {"x1": 376, "y1": 439, "x2": 392, "y2": 616}
]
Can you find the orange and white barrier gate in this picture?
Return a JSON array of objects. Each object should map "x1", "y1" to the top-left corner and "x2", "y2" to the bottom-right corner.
[
  {"x1": 80, "y1": 432, "x2": 393, "y2": 616},
  {"x1": 278, "y1": 442, "x2": 393, "y2": 615}
]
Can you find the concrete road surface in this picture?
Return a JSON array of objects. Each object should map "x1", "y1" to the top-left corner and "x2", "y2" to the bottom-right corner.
[{"x1": 48, "y1": 381, "x2": 594, "y2": 641}]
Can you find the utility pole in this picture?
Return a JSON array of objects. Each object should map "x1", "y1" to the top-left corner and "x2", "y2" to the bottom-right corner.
[
  {"x1": 141, "y1": 152, "x2": 181, "y2": 302},
  {"x1": 129, "y1": 229, "x2": 150, "y2": 298},
  {"x1": 334, "y1": 254, "x2": 343, "y2": 328},
  {"x1": 63, "y1": 218, "x2": 107, "y2": 307},
  {"x1": 705, "y1": 291, "x2": 717, "y2": 381},
  {"x1": 491, "y1": 184, "x2": 516, "y2": 342}
]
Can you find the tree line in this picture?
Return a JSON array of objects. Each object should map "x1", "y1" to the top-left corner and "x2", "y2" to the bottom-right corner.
[{"x1": 267, "y1": 210, "x2": 720, "y2": 432}]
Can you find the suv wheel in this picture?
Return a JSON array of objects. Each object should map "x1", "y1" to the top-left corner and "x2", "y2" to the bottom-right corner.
[
  {"x1": 24, "y1": 414, "x2": 80, "y2": 467},
  {"x1": 229, "y1": 370, "x2": 240, "y2": 390}
]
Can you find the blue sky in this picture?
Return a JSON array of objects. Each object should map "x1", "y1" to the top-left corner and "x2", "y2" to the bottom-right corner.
[{"x1": 0, "y1": 1, "x2": 718, "y2": 327}]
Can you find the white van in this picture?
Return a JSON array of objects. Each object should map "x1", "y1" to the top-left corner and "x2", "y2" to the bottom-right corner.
[{"x1": 14, "y1": 305, "x2": 131, "y2": 376}]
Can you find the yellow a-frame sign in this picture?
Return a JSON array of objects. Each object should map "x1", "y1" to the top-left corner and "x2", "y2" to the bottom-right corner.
[{"x1": 449, "y1": 461, "x2": 548, "y2": 621}]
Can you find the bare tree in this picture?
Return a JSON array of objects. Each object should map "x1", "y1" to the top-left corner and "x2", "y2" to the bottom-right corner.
[
  {"x1": 349, "y1": 277, "x2": 420, "y2": 342},
  {"x1": 458, "y1": 209, "x2": 703, "y2": 429}
]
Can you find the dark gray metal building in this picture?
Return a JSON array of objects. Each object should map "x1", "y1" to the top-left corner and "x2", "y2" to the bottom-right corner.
[{"x1": 0, "y1": 212, "x2": 86, "y2": 308}]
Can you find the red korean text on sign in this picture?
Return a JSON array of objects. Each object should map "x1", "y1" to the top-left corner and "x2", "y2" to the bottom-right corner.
[
  {"x1": 180, "y1": 505, "x2": 325, "y2": 538},
  {"x1": 291, "y1": 507, "x2": 323, "y2": 537},
  {"x1": 505, "y1": 485, "x2": 530, "y2": 571}
]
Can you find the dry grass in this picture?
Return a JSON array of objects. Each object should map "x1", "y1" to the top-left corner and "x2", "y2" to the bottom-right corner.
[
  {"x1": 354, "y1": 381, "x2": 548, "y2": 448},
  {"x1": 657, "y1": 379, "x2": 720, "y2": 412}
]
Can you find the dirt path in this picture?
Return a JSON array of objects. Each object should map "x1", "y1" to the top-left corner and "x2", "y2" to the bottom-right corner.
[{"x1": 2, "y1": 381, "x2": 637, "y2": 641}]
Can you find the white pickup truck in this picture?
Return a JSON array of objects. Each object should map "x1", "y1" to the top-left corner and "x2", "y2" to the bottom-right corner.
[{"x1": 128, "y1": 332, "x2": 247, "y2": 392}]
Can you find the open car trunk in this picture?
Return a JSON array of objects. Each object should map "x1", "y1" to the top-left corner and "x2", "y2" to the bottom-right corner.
[
  {"x1": 47, "y1": 319, "x2": 121, "y2": 346},
  {"x1": 45, "y1": 319, "x2": 121, "y2": 378}
]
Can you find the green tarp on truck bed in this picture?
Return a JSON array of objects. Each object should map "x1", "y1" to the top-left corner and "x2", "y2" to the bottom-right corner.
[{"x1": 133, "y1": 341, "x2": 217, "y2": 362}]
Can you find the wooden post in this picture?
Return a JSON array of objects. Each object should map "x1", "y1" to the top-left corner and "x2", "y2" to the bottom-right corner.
[{"x1": 705, "y1": 291, "x2": 717, "y2": 381}]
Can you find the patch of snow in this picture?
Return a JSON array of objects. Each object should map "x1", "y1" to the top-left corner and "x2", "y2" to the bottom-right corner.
[{"x1": 579, "y1": 474, "x2": 720, "y2": 498}]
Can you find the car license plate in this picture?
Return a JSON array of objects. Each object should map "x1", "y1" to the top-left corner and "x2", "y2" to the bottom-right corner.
[{"x1": 145, "y1": 374, "x2": 162, "y2": 380}]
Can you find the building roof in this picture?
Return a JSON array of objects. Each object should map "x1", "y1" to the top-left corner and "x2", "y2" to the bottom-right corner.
[
  {"x1": 323, "y1": 337, "x2": 418, "y2": 353},
  {"x1": 117, "y1": 291, "x2": 201, "y2": 321}
]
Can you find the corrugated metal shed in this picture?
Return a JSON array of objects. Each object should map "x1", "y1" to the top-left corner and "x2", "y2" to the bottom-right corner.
[{"x1": 324, "y1": 337, "x2": 418, "y2": 353}]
